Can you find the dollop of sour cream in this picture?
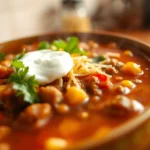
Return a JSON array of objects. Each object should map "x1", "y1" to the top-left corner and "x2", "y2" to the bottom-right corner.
[{"x1": 20, "y1": 50, "x2": 73, "y2": 85}]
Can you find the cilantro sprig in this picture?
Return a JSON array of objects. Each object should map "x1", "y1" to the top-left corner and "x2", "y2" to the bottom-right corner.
[
  {"x1": 51, "y1": 39, "x2": 67, "y2": 50},
  {"x1": 8, "y1": 52, "x2": 39, "y2": 104},
  {"x1": 64, "y1": 37, "x2": 87, "y2": 55},
  {"x1": 38, "y1": 36, "x2": 87, "y2": 55},
  {"x1": 38, "y1": 41, "x2": 50, "y2": 50}
]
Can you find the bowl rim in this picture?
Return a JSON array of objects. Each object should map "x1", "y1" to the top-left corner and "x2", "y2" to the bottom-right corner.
[
  {"x1": 1, "y1": 30, "x2": 150, "y2": 46},
  {"x1": 0, "y1": 31, "x2": 150, "y2": 149}
]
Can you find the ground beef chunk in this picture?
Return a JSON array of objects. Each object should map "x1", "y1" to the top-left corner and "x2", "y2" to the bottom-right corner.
[
  {"x1": 39, "y1": 86, "x2": 63, "y2": 105},
  {"x1": 19, "y1": 103, "x2": 52, "y2": 128}
]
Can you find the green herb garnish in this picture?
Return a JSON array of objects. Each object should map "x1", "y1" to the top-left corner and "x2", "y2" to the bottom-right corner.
[
  {"x1": 92, "y1": 55, "x2": 106, "y2": 63},
  {"x1": 39, "y1": 36, "x2": 87, "y2": 55},
  {"x1": 14, "y1": 48, "x2": 26, "y2": 61},
  {"x1": 8, "y1": 59, "x2": 39, "y2": 103},
  {"x1": 64, "y1": 37, "x2": 87, "y2": 55},
  {"x1": 65, "y1": 37, "x2": 79, "y2": 52},
  {"x1": 51, "y1": 39, "x2": 67, "y2": 49},
  {"x1": 0, "y1": 52, "x2": 6, "y2": 61},
  {"x1": 38, "y1": 41, "x2": 50, "y2": 50}
]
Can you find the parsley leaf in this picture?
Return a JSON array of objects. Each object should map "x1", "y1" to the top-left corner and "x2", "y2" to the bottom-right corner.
[
  {"x1": 38, "y1": 41, "x2": 50, "y2": 50},
  {"x1": 65, "y1": 37, "x2": 78, "y2": 51},
  {"x1": 39, "y1": 36, "x2": 87, "y2": 55},
  {"x1": 51, "y1": 39, "x2": 67, "y2": 49},
  {"x1": 0, "y1": 52, "x2": 6, "y2": 61},
  {"x1": 13, "y1": 83, "x2": 32, "y2": 102},
  {"x1": 8, "y1": 60, "x2": 39, "y2": 104},
  {"x1": 92, "y1": 55, "x2": 106, "y2": 63},
  {"x1": 65, "y1": 37, "x2": 87, "y2": 55},
  {"x1": 12, "y1": 60, "x2": 25, "y2": 69}
]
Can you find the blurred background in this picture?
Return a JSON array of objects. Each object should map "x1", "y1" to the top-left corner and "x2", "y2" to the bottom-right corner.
[{"x1": 1, "y1": 0, "x2": 150, "y2": 43}]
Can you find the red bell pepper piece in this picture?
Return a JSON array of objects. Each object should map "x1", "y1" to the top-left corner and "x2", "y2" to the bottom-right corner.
[
  {"x1": 91, "y1": 73, "x2": 107, "y2": 82},
  {"x1": 90, "y1": 73, "x2": 110, "y2": 89}
]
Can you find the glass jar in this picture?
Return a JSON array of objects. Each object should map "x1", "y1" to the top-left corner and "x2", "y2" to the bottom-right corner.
[{"x1": 60, "y1": 0, "x2": 91, "y2": 32}]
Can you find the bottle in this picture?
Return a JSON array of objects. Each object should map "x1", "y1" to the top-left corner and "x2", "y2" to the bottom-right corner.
[{"x1": 60, "y1": 0, "x2": 91, "y2": 32}]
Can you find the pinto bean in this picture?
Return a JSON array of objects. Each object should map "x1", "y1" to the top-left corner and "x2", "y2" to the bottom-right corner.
[
  {"x1": 113, "y1": 85, "x2": 130, "y2": 95},
  {"x1": 4, "y1": 54, "x2": 15, "y2": 60},
  {"x1": 0, "y1": 60, "x2": 12, "y2": 67},
  {"x1": 55, "y1": 104, "x2": 70, "y2": 114},
  {"x1": 19, "y1": 103, "x2": 52, "y2": 128},
  {"x1": 0, "y1": 65, "x2": 13, "y2": 79},
  {"x1": 101, "y1": 95, "x2": 144, "y2": 116},
  {"x1": 105, "y1": 67, "x2": 118, "y2": 75},
  {"x1": 39, "y1": 86, "x2": 63, "y2": 105}
]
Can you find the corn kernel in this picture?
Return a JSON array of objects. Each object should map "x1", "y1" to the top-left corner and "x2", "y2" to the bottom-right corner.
[
  {"x1": 45, "y1": 138, "x2": 67, "y2": 150},
  {"x1": 65, "y1": 87, "x2": 88, "y2": 106},
  {"x1": 121, "y1": 80, "x2": 135, "y2": 89},
  {"x1": 121, "y1": 62, "x2": 143, "y2": 75},
  {"x1": 123, "y1": 50, "x2": 133, "y2": 56}
]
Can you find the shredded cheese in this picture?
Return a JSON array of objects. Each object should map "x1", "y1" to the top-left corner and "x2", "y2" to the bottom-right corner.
[
  {"x1": 105, "y1": 52, "x2": 120, "y2": 58},
  {"x1": 58, "y1": 78, "x2": 63, "y2": 88},
  {"x1": 65, "y1": 56, "x2": 113, "y2": 89}
]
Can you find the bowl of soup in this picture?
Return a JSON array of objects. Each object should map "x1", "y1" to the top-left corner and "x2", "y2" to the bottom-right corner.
[{"x1": 0, "y1": 32, "x2": 150, "y2": 150}]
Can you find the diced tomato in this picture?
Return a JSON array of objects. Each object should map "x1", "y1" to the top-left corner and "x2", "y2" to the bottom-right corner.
[
  {"x1": 91, "y1": 73, "x2": 111, "y2": 89},
  {"x1": 84, "y1": 73, "x2": 111, "y2": 89},
  {"x1": 91, "y1": 73, "x2": 108, "y2": 82}
]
